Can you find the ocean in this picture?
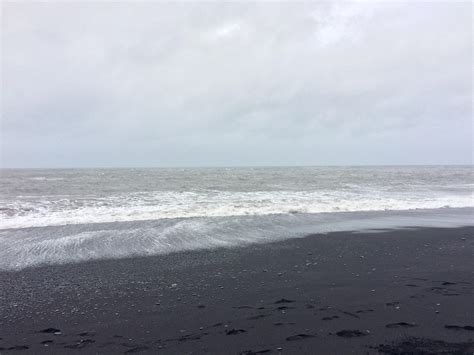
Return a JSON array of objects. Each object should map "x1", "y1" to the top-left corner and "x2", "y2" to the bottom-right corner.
[{"x1": 1, "y1": 166, "x2": 472, "y2": 270}]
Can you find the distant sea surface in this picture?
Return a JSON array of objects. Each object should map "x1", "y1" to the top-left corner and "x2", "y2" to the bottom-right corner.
[{"x1": 1, "y1": 166, "x2": 473, "y2": 270}]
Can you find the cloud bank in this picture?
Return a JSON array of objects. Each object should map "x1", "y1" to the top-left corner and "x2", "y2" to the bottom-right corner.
[{"x1": 1, "y1": 1, "x2": 472, "y2": 167}]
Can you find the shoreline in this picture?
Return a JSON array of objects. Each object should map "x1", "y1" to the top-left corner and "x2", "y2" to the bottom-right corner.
[
  {"x1": 1, "y1": 226, "x2": 473, "y2": 354},
  {"x1": 1, "y1": 207, "x2": 473, "y2": 272}
]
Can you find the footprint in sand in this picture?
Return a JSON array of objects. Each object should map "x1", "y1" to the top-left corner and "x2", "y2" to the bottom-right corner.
[
  {"x1": 276, "y1": 306, "x2": 295, "y2": 310},
  {"x1": 356, "y1": 309, "x2": 374, "y2": 314},
  {"x1": 0, "y1": 345, "x2": 29, "y2": 351},
  {"x1": 386, "y1": 322, "x2": 417, "y2": 328},
  {"x1": 226, "y1": 329, "x2": 247, "y2": 335},
  {"x1": 274, "y1": 298, "x2": 296, "y2": 304},
  {"x1": 444, "y1": 325, "x2": 474, "y2": 331},
  {"x1": 286, "y1": 334, "x2": 315, "y2": 341},
  {"x1": 336, "y1": 330, "x2": 368, "y2": 338},
  {"x1": 274, "y1": 322, "x2": 295, "y2": 326},
  {"x1": 38, "y1": 327, "x2": 62, "y2": 334}
]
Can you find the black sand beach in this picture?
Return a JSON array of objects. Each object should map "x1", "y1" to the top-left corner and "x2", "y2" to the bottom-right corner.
[{"x1": 0, "y1": 227, "x2": 473, "y2": 354}]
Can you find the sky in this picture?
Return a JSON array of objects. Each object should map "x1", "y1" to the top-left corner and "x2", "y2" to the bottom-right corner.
[{"x1": 1, "y1": 1, "x2": 472, "y2": 168}]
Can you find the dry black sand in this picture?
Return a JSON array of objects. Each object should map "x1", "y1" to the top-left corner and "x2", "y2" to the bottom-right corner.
[{"x1": 0, "y1": 227, "x2": 473, "y2": 354}]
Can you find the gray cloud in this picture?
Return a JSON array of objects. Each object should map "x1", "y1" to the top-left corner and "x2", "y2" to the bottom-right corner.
[{"x1": 1, "y1": 1, "x2": 472, "y2": 167}]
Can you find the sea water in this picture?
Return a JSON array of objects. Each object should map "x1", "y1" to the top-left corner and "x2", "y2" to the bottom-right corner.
[{"x1": 1, "y1": 166, "x2": 472, "y2": 270}]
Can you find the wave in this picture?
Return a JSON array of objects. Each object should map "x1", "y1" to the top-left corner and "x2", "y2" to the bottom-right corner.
[
  {"x1": 28, "y1": 177, "x2": 65, "y2": 181},
  {"x1": 0, "y1": 190, "x2": 472, "y2": 229}
]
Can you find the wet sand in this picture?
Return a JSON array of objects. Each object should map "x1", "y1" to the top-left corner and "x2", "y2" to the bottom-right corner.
[{"x1": 0, "y1": 227, "x2": 473, "y2": 354}]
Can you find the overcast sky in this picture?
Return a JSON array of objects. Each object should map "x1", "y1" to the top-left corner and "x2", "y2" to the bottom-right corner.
[{"x1": 1, "y1": 1, "x2": 472, "y2": 168}]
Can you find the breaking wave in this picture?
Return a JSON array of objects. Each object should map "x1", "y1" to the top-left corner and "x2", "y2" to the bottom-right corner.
[{"x1": 0, "y1": 189, "x2": 472, "y2": 229}]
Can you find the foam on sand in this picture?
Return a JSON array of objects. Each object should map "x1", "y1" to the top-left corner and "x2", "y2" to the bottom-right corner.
[{"x1": 0, "y1": 208, "x2": 472, "y2": 271}]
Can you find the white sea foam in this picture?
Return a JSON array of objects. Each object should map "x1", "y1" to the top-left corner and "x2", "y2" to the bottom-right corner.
[
  {"x1": 0, "y1": 208, "x2": 472, "y2": 271},
  {"x1": 28, "y1": 177, "x2": 65, "y2": 181},
  {"x1": 0, "y1": 189, "x2": 472, "y2": 229}
]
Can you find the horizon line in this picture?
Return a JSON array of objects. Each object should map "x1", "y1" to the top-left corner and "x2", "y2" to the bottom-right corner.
[{"x1": 1, "y1": 163, "x2": 472, "y2": 170}]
